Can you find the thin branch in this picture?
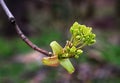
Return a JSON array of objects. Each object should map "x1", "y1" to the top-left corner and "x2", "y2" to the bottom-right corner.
[
  {"x1": 0, "y1": 0, "x2": 14, "y2": 20},
  {"x1": 0, "y1": 0, "x2": 51, "y2": 56}
]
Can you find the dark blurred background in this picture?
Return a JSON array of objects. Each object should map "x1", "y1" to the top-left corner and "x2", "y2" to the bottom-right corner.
[{"x1": 0, "y1": 0, "x2": 120, "y2": 83}]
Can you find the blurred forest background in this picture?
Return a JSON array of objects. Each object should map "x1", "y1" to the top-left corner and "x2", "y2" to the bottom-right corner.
[{"x1": 0, "y1": 0, "x2": 120, "y2": 83}]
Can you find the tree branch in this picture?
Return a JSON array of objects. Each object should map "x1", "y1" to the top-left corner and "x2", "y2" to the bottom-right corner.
[{"x1": 0, "y1": 0, "x2": 51, "y2": 56}]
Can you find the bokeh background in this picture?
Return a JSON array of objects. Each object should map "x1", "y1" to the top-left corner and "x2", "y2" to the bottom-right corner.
[{"x1": 0, "y1": 0, "x2": 120, "y2": 83}]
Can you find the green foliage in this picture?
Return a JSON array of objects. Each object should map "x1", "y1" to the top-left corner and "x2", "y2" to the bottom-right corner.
[
  {"x1": 37, "y1": 28, "x2": 62, "y2": 46},
  {"x1": 0, "y1": 63, "x2": 24, "y2": 77},
  {"x1": 0, "y1": 62, "x2": 25, "y2": 83},
  {"x1": 0, "y1": 38, "x2": 13, "y2": 56},
  {"x1": 102, "y1": 44, "x2": 120, "y2": 65},
  {"x1": 41, "y1": 69, "x2": 58, "y2": 83},
  {"x1": 93, "y1": 78, "x2": 120, "y2": 83}
]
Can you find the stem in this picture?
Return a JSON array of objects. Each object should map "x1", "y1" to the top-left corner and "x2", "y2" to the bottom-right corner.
[
  {"x1": 78, "y1": 43, "x2": 86, "y2": 49},
  {"x1": 0, "y1": 0, "x2": 51, "y2": 56}
]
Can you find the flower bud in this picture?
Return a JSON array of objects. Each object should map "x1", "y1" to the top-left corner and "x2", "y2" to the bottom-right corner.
[
  {"x1": 77, "y1": 49, "x2": 83, "y2": 54},
  {"x1": 70, "y1": 46, "x2": 77, "y2": 53}
]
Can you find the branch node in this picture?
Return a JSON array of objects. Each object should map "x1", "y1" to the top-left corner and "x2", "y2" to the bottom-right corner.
[{"x1": 9, "y1": 17, "x2": 15, "y2": 24}]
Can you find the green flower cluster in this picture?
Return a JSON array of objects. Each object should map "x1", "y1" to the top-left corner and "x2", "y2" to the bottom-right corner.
[
  {"x1": 42, "y1": 21, "x2": 96, "y2": 74},
  {"x1": 70, "y1": 22, "x2": 96, "y2": 46},
  {"x1": 59, "y1": 42, "x2": 83, "y2": 59},
  {"x1": 60, "y1": 22, "x2": 96, "y2": 59}
]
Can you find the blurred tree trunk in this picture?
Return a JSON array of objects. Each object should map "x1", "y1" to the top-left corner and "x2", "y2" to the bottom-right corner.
[
  {"x1": 2, "y1": 0, "x2": 29, "y2": 37},
  {"x1": 85, "y1": 0, "x2": 95, "y2": 19},
  {"x1": 116, "y1": 0, "x2": 120, "y2": 30},
  {"x1": 50, "y1": 0, "x2": 71, "y2": 21},
  {"x1": 116, "y1": 0, "x2": 120, "y2": 17}
]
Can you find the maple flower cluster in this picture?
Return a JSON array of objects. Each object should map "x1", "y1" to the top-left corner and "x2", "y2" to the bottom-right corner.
[
  {"x1": 60, "y1": 22, "x2": 96, "y2": 59},
  {"x1": 42, "y1": 22, "x2": 96, "y2": 74},
  {"x1": 70, "y1": 22, "x2": 96, "y2": 46}
]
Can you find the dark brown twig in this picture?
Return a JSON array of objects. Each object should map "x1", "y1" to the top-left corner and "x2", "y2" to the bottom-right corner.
[{"x1": 0, "y1": 0, "x2": 51, "y2": 56}]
